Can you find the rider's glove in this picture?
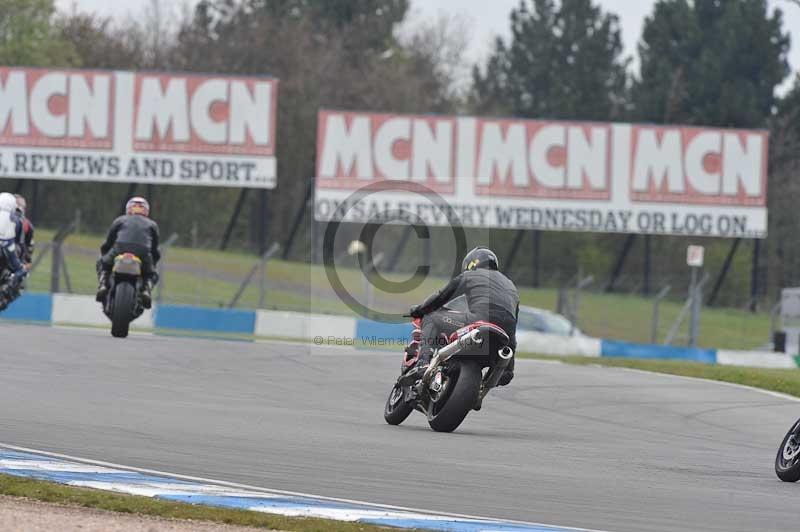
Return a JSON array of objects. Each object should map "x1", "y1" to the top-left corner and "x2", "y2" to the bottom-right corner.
[{"x1": 409, "y1": 305, "x2": 425, "y2": 319}]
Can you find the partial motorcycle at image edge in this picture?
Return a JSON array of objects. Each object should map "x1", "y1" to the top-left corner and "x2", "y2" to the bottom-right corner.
[
  {"x1": 100, "y1": 253, "x2": 147, "y2": 338},
  {"x1": 384, "y1": 317, "x2": 514, "y2": 433},
  {"x1": 0, "y1": 193, "x2": 32, "y2": 312},
  {"x1": 775, "y1": 417, "x2": 800, "y2": 481},
  {"x1": 0, "y1": 253, "x2": 22, "y2": 312}
]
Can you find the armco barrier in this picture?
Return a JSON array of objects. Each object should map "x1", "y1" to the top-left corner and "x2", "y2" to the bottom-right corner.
[
  {"x1": 2, "y1": 292, "x2": 799, "y2": 369},
  {"x1": 0, "y1": 292, "x2": 52, "y2": 322},
  {"x1": 716, "y1": 350, "x2": 800, "y2": 369},
  {"x1": 52, "y1": 293, "x2": 154, "y2": 329},
  {"x1": 516, "y1": 331, "x2": 601, "y2": 357},
  {"x1": 355, "y1": 320, "x2": 413, "y2": 343},
  {"x1": 155, "y1": 304, "x2": 255, "y2": 334},
  {"x1": 255, "y1": 309, "x2": 356, "y2": 341},
  {"x1": 601, "y1": 339, "x2": 717, "y2": 364}
]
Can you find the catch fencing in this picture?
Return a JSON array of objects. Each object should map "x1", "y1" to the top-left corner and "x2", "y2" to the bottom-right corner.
[{"x1": 18, "y1": 222, "x2": 777, "y2": 352}]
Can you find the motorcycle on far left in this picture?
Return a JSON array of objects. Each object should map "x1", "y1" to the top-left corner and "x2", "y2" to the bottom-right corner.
[{"x1": 99, "y1": 253, "x2": 147, "y2": 338}]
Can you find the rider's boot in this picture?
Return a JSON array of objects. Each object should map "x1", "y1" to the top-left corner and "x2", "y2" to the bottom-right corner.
[
  {"x1": 410, "y1": 348, "x2": 432, "y2": 376},
  {"x1": 141, "y1": 279, "x2": 153, "y2": 309},
  {"x1": 498, "y1": 370, "x2": 514, "y2": 386},
  {"x1": 498, "y1": 356, "x2": 514, "y2": 386},
  {"x1": 95, "y1": 271, "x2": 109, "y2": 302}
]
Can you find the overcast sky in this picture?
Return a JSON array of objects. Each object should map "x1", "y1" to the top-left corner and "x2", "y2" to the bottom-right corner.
[{"x1": 56, "y1": 0, "x2": 800, "y2": 92}]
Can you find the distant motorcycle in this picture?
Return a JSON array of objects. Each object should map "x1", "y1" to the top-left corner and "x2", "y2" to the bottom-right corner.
[
  {"x1": 776, "y1": 417, "x2": 800, "y2": 482},
  {"x1": 101, "y1": 252, "x2": 146, "y2": 338},
  {"x1": 384, "y1": 317, "x2": 514, "y2": 433}
]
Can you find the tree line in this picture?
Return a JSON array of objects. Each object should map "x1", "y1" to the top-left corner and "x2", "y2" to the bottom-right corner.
[{"x1": 1, "y1": 0, "x2": 799, "y2": 308}]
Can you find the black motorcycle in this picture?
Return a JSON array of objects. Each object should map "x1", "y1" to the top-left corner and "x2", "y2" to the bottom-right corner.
[
  {"x1": 384, "y1": 317, "x2": 514, "y2": 433},
  {"x1": 101, "y1": 252, "x2": 146, "y2": 338},
  {"x1": 776, "y1": 417, "x2": 800, "y2": 482}
]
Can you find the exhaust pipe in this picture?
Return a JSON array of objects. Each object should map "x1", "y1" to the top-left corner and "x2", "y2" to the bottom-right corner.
[{"x1": 422, "y1": 329, "x2": 483, "y2": 383}]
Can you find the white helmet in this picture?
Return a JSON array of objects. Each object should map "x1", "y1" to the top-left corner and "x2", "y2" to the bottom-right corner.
[
  {"x1": 125, "y1": 196, "x2": 150, "y2": 217},
  {"x1": 0, "y1": 192, "x2": 16, "y2": 213}
]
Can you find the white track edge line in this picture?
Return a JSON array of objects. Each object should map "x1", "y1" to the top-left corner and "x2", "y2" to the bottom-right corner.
[
  {"x1": 0, "y1": 442, "x2": 611, "y2": 532},
  {"x1": 523, "y1": 358, "x2": 800, "y2": 404},
  {"x1": 614, "y1": 366, "x2": 800, "y2": 403}
]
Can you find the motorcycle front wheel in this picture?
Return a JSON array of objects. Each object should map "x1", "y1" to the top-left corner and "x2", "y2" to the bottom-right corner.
[
  {"x1": 776, "y1": 418, "x2": 800, "y2": 482},
  {"x1": 384, "y1": 383, "x2": 414, "y2": 426}
]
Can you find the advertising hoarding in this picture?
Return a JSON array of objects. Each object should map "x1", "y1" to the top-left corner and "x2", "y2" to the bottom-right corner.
[
  {"x1": 0, "y1": 67, "x2": 278, "y2": 188},
  {"x1": 315, "y1": 110, "x2": 768, "y2": 238}
]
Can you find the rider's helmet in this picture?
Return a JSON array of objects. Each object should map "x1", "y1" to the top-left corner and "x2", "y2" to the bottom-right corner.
[
  {"x1": 462, "y1": 246, "x2": 499, "y2": 272},
  {"x1": 125, "y1": 197, "x2": 150, "y2": 217},
  {"x1": 0, "y1": 192, "x2": 17, "y2": 214},
  {"x1": 14, "y1": 194, "x2": 26, "y2": 217}
]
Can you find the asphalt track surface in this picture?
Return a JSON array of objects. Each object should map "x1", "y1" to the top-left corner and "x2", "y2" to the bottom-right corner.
[{"x1": 2, "y1": 323, "x2": 800, "y2": 532}]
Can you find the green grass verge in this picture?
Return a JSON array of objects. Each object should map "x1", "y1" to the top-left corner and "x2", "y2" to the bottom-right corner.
[
  {"x1": 519, "y1": 353, "x2": 800, "y2": 398},
  {"x1": 31, "y1": 228, "x2": 774, "y2": 350},
  {"x1": 0, "y1": 473, "x2": 398, "y2": 532}
]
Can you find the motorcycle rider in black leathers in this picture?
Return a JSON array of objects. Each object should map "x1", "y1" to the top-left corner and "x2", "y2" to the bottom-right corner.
[
  {"x1": 96, "y1": 197, "x2": 160, "y2": 308},
  {"x1": 409, "y1": 246, "x2": 519, "y2": 386}
]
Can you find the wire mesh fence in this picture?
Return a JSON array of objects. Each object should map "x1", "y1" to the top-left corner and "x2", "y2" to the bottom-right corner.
[{"x1": 23, "y1": 223, "x2": 779, "y2": 352}]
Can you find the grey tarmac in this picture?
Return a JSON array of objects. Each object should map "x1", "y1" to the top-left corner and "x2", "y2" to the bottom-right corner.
[{"x1": 2, "y1": 323, "x2": 799, "y2": 532}]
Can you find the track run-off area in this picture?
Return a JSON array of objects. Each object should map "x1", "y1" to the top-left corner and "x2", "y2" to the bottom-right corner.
[{"x1": 1, "y1": 323, "x2": 800, "y2": 532}]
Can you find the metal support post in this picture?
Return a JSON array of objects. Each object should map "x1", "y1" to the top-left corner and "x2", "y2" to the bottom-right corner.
[
  {"x1": 156, "y1": 233, "x2": 179, "y2": 304},
  {"x1": 220, "y1": 189, "x2": 248, "y2": 251},
  {"x1": 708, "y1": 238, "x2": 741, "y2": 306},
  {"x1": 606, "y1": 234, "x2": 636, "y2": 292},
  {"x1": 503, "y1": 230, "x2": 526, "y2": 275},
  {"x1": 532, "y1": 230, "x2": 541, "y2": 287},
  {"x1": 651, "y1": 285, "x2": 671, "y2": 344}
]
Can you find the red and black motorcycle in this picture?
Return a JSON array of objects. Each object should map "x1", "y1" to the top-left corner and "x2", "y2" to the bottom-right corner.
[{"x1": 384, "y1": 317, "x2": 514, "y2": 433}]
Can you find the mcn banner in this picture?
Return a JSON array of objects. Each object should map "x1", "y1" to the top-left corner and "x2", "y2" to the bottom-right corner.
[
  {"x1": 314, "y1": 110, "x2": 768, "y2": 238},
  {"x1": 0, "y1": 67, "x2": 278, "y2": 189}
]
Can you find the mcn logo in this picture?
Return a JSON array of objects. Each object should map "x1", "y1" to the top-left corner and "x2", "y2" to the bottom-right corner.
[
  {"x1": 630, "y1": 127, "x2": 765, "y2": 206},
  {"x1": 0, "y1": 68, "x2": 277, "y2": 156},
  {"x1": 316, "y1": 110, "x2": 767, "y2": 207},
  {"x1": 0, "y1": 69, "x2": 113, "y2": 149},
  {"x1": 133, "y1": 74, "x2": 275, "y2": 155}
]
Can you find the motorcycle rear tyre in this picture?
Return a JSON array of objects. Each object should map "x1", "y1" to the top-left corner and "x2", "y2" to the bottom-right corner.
[
  {"x1": 428, "y1": 361, "x2": 481, "y2": 433},
  {"x1": 111, "y1": 282, "x2": 135, "y2": 338}
]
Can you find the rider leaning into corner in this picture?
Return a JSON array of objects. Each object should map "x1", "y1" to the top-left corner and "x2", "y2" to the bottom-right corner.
[
  {"x1": 96, "y1": 197, "x2": 160, "y2": 309},
  {"x1": 409, "y1": 246, "x2": 519, "y2": 386},
  {"x1": 0, "y1": 192, "x2": 28, "y2": 306}
]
